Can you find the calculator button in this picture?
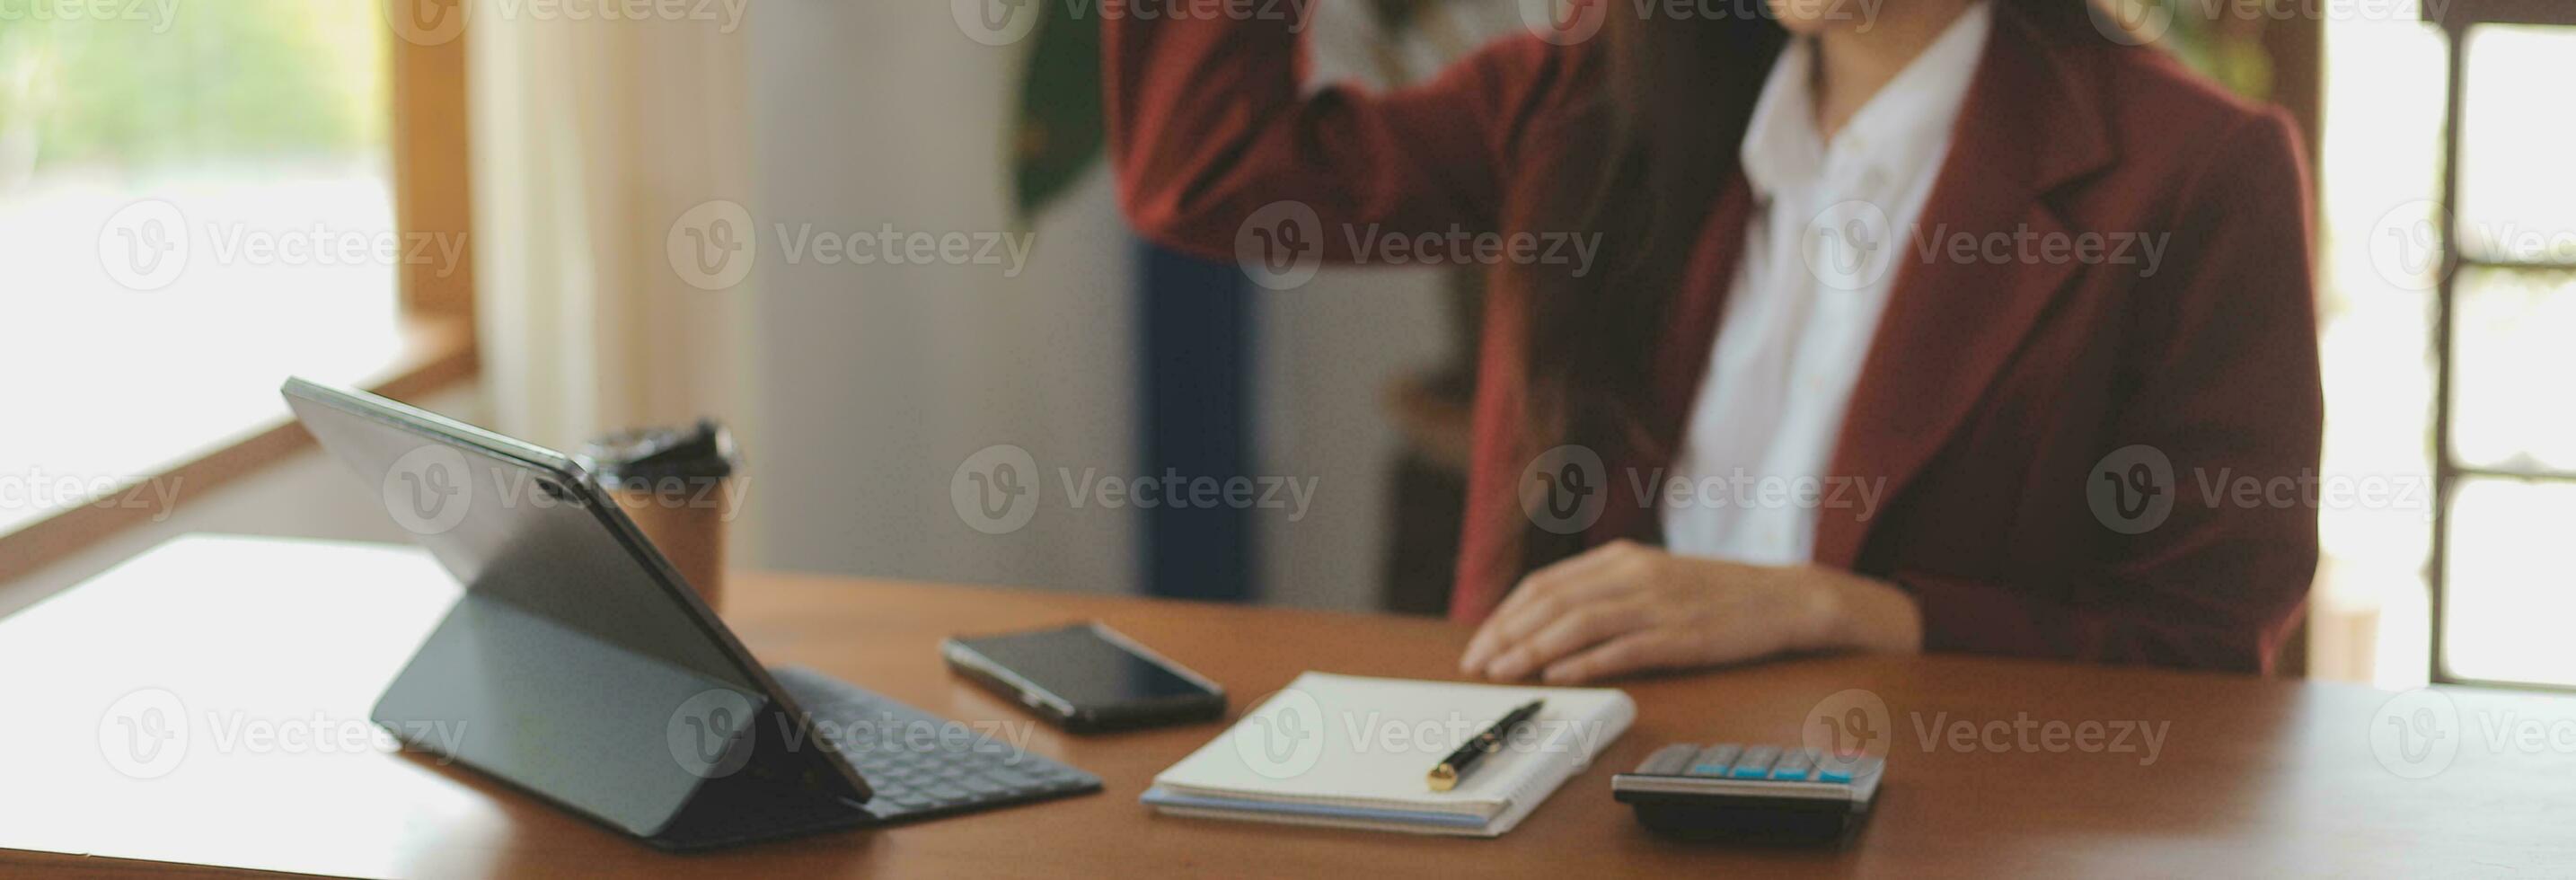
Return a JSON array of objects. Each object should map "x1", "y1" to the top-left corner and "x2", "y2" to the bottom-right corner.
[
  {"x1": 1770, "y1": 750, "x2": 1816, "y2": 780},
  {"x1": 1685, "y1": 744, "x2": 1742, "y2": 777},
  {"x1": 1728, "y1": 745, "x2": 1779, "y2": 779},
  {"x1": 1814, "y1": 754, "x2": 1878, "y2": 784},
  {"x1": 1638, "y1": 744, "x2": 1698, "y2": 776}
]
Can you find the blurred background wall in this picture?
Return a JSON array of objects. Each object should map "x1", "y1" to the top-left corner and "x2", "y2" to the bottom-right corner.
[{"x1": 737, "y1": 0, "x2": 1476, "y2": 608}]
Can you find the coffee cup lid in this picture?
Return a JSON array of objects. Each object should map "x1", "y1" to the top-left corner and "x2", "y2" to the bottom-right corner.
[{"x1": 578, "y1": 419, "x2": 737, "y2": 483}]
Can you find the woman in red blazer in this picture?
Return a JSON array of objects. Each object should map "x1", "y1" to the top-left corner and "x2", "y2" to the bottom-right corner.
[{"x1": 1107, "y1": 0, "x2": 2321, "y2": 677}]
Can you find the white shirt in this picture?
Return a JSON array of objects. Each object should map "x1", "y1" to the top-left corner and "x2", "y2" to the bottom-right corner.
[{"x1": 1661, "y1": 4, "x2": 1992, "y2": 565}]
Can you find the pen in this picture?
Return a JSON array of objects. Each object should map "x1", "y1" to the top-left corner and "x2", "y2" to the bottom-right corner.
[{"x1": 1427, "y1": 699, "x2": 1545, "y2": 792}]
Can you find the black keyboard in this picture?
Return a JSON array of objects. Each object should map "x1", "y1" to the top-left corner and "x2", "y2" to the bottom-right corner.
[{"x1": 768, "y1": 665, "x2": 1101, "y2": 822}]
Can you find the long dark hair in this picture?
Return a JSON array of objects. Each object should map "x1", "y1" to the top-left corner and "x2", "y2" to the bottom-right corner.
[{"x1": 1495, "y1": 0, "x2": 2115, "y2": 582}]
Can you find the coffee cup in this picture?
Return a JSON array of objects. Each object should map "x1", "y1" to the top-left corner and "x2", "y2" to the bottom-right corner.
[{"x1": 578, "y1": 419, "x2": 740, "y2": 612}]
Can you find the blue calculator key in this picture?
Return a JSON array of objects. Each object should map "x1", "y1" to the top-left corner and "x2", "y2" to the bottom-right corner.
[
  {"x1": 1813, "y1": 754, "x2": 1875, "y2": 784},
  {"x1": 1729, "y1": 745, "x2": 1779, "y2": 779},
  {"x1": 1770, "y1": 751, "x2": 1816, "y2": 780},
  {"x1": 1686, "y1": 744, "x2": 1742, "y2": 777}
]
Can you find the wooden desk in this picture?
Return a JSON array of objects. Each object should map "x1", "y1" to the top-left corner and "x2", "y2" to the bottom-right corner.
[{"x1": 4, "y1": 535, "x2": 2572, "y2": 877}]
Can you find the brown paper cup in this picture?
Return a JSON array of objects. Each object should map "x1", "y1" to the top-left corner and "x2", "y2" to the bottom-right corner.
[{"x1": 604, "y1": 476, "x2": 731, "y2": 613}]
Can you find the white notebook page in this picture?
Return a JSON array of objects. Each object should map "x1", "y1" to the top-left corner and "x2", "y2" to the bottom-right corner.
[{"x1": 1152, "y1": 673, "x2": 1636, "y2": 820}]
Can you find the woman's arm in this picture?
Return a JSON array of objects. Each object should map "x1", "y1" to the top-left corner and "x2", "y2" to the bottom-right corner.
[
  {"x1": 1105, "y1": 3, "x2": 1559, "y2": 260},
  {"x1": 1460, "y1": 110, "x2": 2323, "y2": 680},
  {"x1": 1901, "y1": 110, "x2": 2322, "y2": 673}
]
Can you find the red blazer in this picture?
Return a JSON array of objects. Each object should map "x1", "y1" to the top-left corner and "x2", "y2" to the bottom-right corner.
[{"x1": 1106, "y1": 5, "x2": 2322, "y2": 673}]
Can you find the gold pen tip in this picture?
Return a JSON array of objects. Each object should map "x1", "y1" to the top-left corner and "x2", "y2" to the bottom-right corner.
[{"x1": 1427, "y1": 763, "x2": 1457, "y2": 792}]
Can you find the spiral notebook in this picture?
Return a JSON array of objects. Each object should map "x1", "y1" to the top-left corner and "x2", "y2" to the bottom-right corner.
[{"x1": 1141, "y1": 673, "x2": 1635, "y2": 837}]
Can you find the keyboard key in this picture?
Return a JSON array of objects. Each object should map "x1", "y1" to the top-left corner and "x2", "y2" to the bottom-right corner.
[{"x1": 760, "y1": 665, "x2": 1100, "y2": 824}]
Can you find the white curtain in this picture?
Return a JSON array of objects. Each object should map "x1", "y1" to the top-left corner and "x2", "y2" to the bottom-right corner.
[
  {"x1": 470, "y1": 0, "x2": 1140, "y2": 589},
  {"x1": 466, "y1": 1, "x2": 755, "y2": 455},
  {"x1": 456, "y1": 0, "x2": 1519, "y2": 600}
]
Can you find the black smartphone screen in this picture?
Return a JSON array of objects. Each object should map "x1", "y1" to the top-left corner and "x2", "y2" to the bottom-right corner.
[{"x1": 951, "y1": 624, "x2": 1216, "y2": 708}]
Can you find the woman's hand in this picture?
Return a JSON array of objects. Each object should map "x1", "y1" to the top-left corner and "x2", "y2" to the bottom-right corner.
[{"x1": 1458, "y1": 540, "x2": 1924, "y2": 683}]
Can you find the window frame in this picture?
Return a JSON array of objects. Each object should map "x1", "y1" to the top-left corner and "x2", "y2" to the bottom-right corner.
[{"x1": 2424, "y1": 0, "x2": 2576, "y2": 691}]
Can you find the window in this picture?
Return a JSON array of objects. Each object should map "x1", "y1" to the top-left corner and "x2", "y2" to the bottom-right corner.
[
  {"x1": 0, "y1": 0, "x2": 472, "y2": 577},
  {"x1": 2428, "y1": 6, "x2": 2576, "y2": 690},
  {"x1": 2313, "y1": 0, "x2": 2576, "y2": 689}
]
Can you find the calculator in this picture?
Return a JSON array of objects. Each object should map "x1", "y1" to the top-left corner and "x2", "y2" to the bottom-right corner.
[{"x1": 1610, "y1": 743, "x2": 1886, "y2": 843}]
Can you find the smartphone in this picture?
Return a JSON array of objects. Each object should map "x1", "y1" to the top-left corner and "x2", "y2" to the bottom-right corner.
[{"x1": 940, "y1": 622, "x2": 1227, "y2": 734}]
